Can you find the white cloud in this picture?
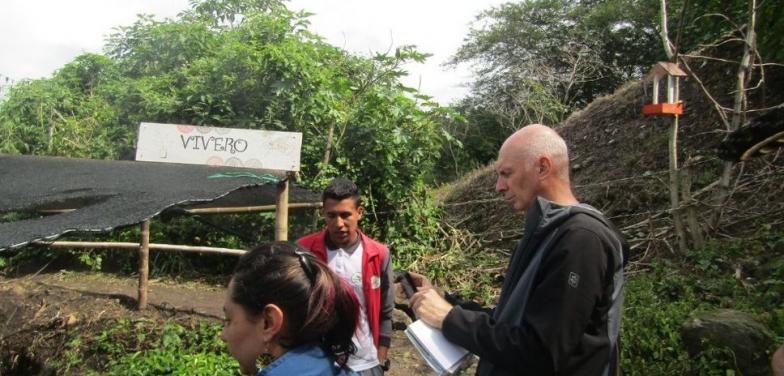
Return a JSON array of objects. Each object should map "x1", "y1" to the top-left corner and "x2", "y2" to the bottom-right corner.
[
  {"x1": 0, "y1": 0, "x2": 506, "y2": 104},
  {"x1": 288, "y1": 0, "x2": 507, "y2": 103},
  {"x1": 0, "y1": 0, "x2": 188, "y2": 79}
]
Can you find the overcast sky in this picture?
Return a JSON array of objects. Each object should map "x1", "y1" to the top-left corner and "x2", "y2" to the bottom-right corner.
[{"x1": 0, "y1": 0, "x2": 507, "y2": 104}]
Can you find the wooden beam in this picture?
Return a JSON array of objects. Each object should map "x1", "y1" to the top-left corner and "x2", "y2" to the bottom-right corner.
[
  {"x1": 184, "y1": 202, "x2": 321, "y2": 214},
  {"x1": 38, "y1": 240, "x2": 246, "y2": 256},
  {"x1": 37, "y1": 202, "x2": 322, "y2": 215}
]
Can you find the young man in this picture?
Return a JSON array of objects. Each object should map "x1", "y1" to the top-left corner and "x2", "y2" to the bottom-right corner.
[
  {"x1": 411, "y1": 124, "x2": 627, "y2": 375},
  {"x1": 297, "y1": 178, "x2": 394, "y2": 375}
]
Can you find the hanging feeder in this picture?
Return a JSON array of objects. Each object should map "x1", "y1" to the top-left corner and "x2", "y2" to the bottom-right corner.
[{"x1": 642, "y1": 61, "x2": 687, "y2": 116}]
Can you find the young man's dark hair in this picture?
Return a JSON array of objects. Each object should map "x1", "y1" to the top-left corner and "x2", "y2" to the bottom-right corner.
[{"x1": 322, "y1": 177, "x2": 361, "y2": 206}]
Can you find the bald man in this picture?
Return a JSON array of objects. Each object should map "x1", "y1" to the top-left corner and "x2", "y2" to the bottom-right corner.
[{"x1": 411, "y1": 125, "x2": 628, "y2": 375}]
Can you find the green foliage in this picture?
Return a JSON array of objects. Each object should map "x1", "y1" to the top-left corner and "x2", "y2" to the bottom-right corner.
[
  {"x1": 64, "y1": 336, "x2": 84, "y2": 372},
  {"x1": 673, "y1": 0, "x2": 784, "y2": 62},
  {"x1": 451, "y1": 0, "x2": 663, "y2": 116},
  {"x1": 621, "y1": 267, "x2": 695, "y2": 373},
  {"x1": 98, "y1": 350, "x2": 238, "y2": 376},
  {"x1": 433, "y1": 97, "x2": 507, "y2": 181},
  {"x1": 81, "y1": 319, "x2": 239, "y2": 375},
  {"x1": 0, "y1": 54, "x2": 125, "y2": 158},
  {"x1": 76, "y1": 251, "x2": 103, "y2": 271},
  {"x1": 622, "y1": 230, "x2": 784, "y2": 374}
]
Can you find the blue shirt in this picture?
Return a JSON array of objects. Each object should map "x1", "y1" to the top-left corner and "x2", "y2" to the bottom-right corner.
[{"x1": 256, "y1": 344, "x2": 357, "y2": 376}]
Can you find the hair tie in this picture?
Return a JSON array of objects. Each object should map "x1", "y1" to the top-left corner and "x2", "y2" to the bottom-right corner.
[{"x1": 294, "y1": 250, "x2": 317, "y2": 283}]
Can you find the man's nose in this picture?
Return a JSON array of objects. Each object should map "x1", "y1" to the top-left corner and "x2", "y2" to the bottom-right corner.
[{"x1": 495, "y1": 178, "x2": 506, "y2": 193}]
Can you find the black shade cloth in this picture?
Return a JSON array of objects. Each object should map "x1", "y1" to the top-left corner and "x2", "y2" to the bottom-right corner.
[{"x1": 0, "y1": 154, "x2": 318, "y2": 250}]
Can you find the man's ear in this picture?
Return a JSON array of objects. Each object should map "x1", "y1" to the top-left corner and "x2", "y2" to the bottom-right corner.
[
  {"x1": 258, "y1": 304, "x2": 284, "y2": 343},
  {"x1": 357, "y1": 205, "x2": 365, "y2": 219},
  {"x1": 537, "y1": 156, "x2": 552, "y2": 178}
]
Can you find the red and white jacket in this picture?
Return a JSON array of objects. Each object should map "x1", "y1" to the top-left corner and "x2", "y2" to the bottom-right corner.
[{"x1": 297, "y1": 230, "x2": 394, "y2": 348}]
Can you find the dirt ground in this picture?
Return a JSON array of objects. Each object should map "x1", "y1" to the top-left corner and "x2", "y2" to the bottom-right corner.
[{"x1": 0, "y1": 269, "x2": 446, "y2": 375}]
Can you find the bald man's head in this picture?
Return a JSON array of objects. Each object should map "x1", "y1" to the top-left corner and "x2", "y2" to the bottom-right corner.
[
  {"x1": 495, "y1": 124, "x2": 576, "y2": 211},
  {"x1": 499, "y1": 124, "x2": 570, "y2": 180}
]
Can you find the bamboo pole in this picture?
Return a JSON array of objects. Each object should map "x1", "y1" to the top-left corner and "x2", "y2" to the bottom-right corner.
[
  {"x1": 275, "y1": 178, "x2": 289, "y2": 241},
  {"x1": 184, "y1": 202, "x2": 321, "y2": 214},
  {"x1": 138, "y1": 220, "x2": 150, "y2": 311},
  {"x1": 39, "y1": 241, "x2": 246, "y2": 256},
  {"x1": 37, "y1": 202, "x2": 322, "y2": 215}
]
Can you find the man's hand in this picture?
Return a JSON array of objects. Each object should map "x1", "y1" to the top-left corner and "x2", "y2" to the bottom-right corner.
[{"x1": 410, "y1": 288, "x2": 453, "y2": 329}]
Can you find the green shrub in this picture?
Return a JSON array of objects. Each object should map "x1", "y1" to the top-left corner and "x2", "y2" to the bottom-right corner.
[{"x1": 78, "y1": 319, "x2": 240, "y2": 375}]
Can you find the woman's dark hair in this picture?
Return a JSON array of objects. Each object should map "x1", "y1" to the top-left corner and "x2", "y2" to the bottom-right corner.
[{"x1": 230, "y1": 242, "x2": 359, "y2": 364}]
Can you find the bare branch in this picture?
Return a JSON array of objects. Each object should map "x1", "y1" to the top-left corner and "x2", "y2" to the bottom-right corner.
[
  {"x1": 659, "y1": 0, "x2": 675, "y2": 59},
  {"x1": 692, "y1": 13, "x2": 743, "y2": 35}
]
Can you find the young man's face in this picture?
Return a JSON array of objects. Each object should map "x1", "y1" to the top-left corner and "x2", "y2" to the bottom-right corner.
[{"x1": 323, "y1": 197, "x2": 364, "y2": 248}]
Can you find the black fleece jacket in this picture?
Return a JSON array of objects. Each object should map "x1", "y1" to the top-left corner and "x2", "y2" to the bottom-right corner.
[{"x1": 442, "y1": 198, "x2": 627, "y2": 376}]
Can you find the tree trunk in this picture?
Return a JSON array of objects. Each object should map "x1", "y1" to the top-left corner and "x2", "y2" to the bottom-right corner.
[
  {"x1": 681, "y1": 163, "x2": 704, "y2": 250},
  {"x1": 713, "y1": 0, "x2": 757, "y2": 226},
  {"x1": 670, "y1": 116, "x2": 687, "y2": 253},
  {"x1": 659, "y1": 0, "x2": 675, "y2": 59},
  {"x1": 660, "y1": 0, "x2": 685, "y2": 252},
  {"x1": 322, "y1": 122, "x2": 335, "y2": 167}
]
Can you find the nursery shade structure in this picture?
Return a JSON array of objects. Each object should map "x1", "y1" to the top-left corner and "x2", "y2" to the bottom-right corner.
[{"x1": 0, "y1": 154, "x2": 318, "y2": 250}]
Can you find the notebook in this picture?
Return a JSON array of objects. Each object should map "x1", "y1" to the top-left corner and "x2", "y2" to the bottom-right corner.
[{"x1": 405, "y1": 319, "x2": 471, "y2": 375}]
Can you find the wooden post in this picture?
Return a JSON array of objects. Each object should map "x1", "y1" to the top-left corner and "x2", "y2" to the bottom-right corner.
[
  {"x1": 138, "y1": 220, "x2": 150, "y2": 310},
  {"x1": 669, "y1": 115, "x2": 687, "y2": 253},
  {"x1": 275, "y1": 178, "x2": 289, "y2": 241},
  {"x1": 652, "y1": 77, "x2": 660, "y2": 104},
  {"x1": 667, "y1": 75, "x2": 676, "y2": 103}
]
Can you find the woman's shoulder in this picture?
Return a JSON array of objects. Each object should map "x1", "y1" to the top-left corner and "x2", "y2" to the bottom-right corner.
[{"x1": 256, "y1": 345, "x2": 358, "y2": 376}]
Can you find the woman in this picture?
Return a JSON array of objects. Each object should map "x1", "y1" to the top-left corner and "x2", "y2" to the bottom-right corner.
[{"x1": 222, "y1": 242, "x2": 360, "y2": 375}]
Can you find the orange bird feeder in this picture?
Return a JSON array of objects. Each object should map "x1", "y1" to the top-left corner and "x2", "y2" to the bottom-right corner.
[{"x1": 642, "y1": 61, "x2": 687, "y2": 116}]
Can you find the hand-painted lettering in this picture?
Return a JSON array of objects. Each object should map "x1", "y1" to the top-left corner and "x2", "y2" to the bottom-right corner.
[{"x1": 179, "y1": 135, "x2": 249, "y2": 154}]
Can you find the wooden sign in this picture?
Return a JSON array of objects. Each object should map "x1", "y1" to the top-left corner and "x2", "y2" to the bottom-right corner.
[{"x1": 135, "y1": 122, "x2": 302, "y2": 171}]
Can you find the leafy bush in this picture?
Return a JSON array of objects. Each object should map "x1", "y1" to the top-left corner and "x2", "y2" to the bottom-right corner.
[{"x1": 81, "y1": 320, "x2": 240, "y2": 375}]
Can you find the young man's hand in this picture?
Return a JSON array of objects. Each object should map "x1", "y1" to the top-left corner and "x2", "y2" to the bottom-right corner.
[
  {"x1": 406, "y1": 271, "x2": 446, "y2": 298},
  {"x1": 406, "y1": 271, "x2": 433, "y2": 290}
]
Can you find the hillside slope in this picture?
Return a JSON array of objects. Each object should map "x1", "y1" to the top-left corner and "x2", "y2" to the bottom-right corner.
[{"x1": 438, "y1": 52, "x2": 784, "y2": 265}]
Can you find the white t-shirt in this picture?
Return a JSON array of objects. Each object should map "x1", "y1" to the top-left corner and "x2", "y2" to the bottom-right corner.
[{"x1": 327, "y1": 242, "x2": 380, "y2": 372}]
